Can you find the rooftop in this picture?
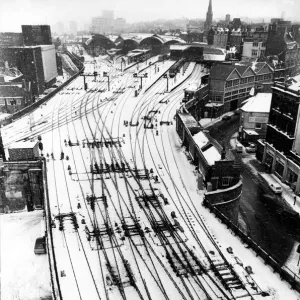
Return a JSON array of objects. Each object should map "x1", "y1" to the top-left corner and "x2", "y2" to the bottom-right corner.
[
  {"x1": 8, "y1": 141, "x2": 38, "y2": 149},
  {"x1": 241, "y1": 93, "x2": 272, "y2": 113}
]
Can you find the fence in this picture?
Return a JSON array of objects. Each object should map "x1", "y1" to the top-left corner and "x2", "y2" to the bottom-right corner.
[{"x1": 204, "y1": 200, "x2": 300, "y2": 292}]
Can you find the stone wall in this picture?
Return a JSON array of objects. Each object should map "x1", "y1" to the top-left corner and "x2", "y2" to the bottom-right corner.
[{"x1": 204, "y1": 180, "x2": 242, "y2": 224}]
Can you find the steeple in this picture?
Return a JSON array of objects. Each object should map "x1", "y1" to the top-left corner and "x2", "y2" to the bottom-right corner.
[{"x1": 204, "y1": 0, "x2": 213, "y2": 31}]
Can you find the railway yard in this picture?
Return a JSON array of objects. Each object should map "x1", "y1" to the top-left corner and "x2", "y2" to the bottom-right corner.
[{"x1": 1, "y1": 54, "x2": 300, "y2": 300}]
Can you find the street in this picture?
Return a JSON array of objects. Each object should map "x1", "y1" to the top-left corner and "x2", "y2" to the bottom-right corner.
[{"x1": 207, "y1": 115, "x2": 299, "y2": 266}]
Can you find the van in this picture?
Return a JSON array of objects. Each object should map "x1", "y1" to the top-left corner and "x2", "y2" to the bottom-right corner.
[
  {"x1": 34, "y1": 237, "x2": 46, "y2": 255},
  {"x1": 236, "y1": 143, "x2": 243, "y2": 153}
]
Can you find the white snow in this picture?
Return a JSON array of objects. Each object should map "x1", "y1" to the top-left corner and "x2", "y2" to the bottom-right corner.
[
  {"x1": 241, "y1": 93, "x2": 272, "y2": 113},
  {"x1": 1, "y1": 53, "x2": 300, "y2": 300}
]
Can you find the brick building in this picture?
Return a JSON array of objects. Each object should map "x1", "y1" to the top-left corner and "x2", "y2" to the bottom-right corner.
[
  {"x1": 176, "y1": 109, "x2": 242, "y2": 222},
  {"x1": 259, "y1": 78, "x2": 300, "y2": 194},
  {"x1": 209, "y1": 61, "x2": 273, "y2": 114},
  {"x1": 0, "y1": 45, "x2": 57, "y2": 95},
  {"x1": 266, "y1": 20, "x2": 300, "y2": 79},
  {"x1": 239, "y1": 93, "x2": 272, "y2": 143},
  {"x1": 0, "y1": 80, "x2": 32, "y2": 113},
  {"x1": 22, "y1": 25, "x2": 52, "y2": 46},
  {"x1": 207, "y1": 28, "x2": 229, "y2": 49}
]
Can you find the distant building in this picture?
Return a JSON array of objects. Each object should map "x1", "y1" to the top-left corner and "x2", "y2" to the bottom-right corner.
[
  {"x1": 0, "y1": 33, "x2": 23, "y2": 47},
  {"x1": 114, "y1": 18, "x2": 126, "y2": 33},
  {"x1": 204, "y1": 0, "x2": 213, "y2": 31},
  {"x1": 0, "y1": 79, "x2": 32, "y2": 114},
  {"x1": 231, "y1": 18, "x2": 242, "y2": 30},
  {"x1": 22, "y1": 25, "x2": 52, "y2": 46},
  {"x1": 228, "y1": 29, "x2": 242, "y2": 53},
  {"x1": 92, "y1": 10, "x2": 115, "y2": 34},
  {"x1": 242, "y1": 38, "x2": 266, "y2": 59},
  {"x1": 239, "y1": 93, "x2": 272, "y2": 143},
  {"x1": 53, "y1": 22, "x2": 64, "y2": 35},
  {"x1": 225, "y1": 14, "x2": 231, "y2": 24},
  {"x1": 207, "y1": 28, "x2": 228, "y2": 49},
  {"x1": 209, "y1": 61, "x2": 273, "y2": 114},
  {"x1": 266, "y1": 19, "x2": 299, "y2": 79},
  {"x1": 69, "y1": 21, "x2": 78, "y2": 36}
]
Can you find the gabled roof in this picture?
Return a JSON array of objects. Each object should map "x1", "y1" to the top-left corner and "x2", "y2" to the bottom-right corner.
[{"x1": 209, "y1": 64, "x2": 236, "y2": 80}]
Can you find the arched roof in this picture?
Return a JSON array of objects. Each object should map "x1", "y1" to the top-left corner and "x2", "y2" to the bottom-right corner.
[{"x1": 85, "y1": 34, "x2": 116, "y2": 48}]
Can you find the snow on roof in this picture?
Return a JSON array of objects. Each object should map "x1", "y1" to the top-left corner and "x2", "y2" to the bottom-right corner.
[
  {"x1": 203, "y1": 146, "x2": 222, "y2": 166},
  {"x1": 170, "y1": 44, "x2": 190, "y2": 51},
  {"x1": 186, "y1": 83, "x2": 199, "y2": 92},
  {"x1": 288, "y1": 74, "x2": 300, "y2": 92},
  {"x1": 193, "y1": 131, "x2": 209, "y2": 149},
  {"x1": 193, "y1": 131, "x2": 221, "y2": 166},
  {"x1": 9, "y1": 141, "x2": 38, "y2": 149},
  {"x1": 241, "y1": 93, "x2": 272, "y2": 113},
  {"x1": 243, "y1": 129, "x2": 259, "y2": 135}
]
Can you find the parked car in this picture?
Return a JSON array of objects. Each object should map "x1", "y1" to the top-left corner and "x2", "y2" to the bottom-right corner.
[
  {"x1": 236, "y1": 143, "x2": 243, "y2": 153},
  {"x1": 34, "y1": 237, "x2": 46, "y2": 254},
  {"x1": 245, "y1": 143, "x2": 256, "y2": 153},
  {"x1": 269, "y1": 183, "x2": 283, "y2": 194},
  {"x1": 222, "y1": 115, "x2": 231, "y2": 121}
]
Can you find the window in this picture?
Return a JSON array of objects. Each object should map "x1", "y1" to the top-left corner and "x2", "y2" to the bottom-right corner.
[
  {"x1": 17, "y1": 99, "x2": 22, "y2": 105},
  {"x1": 252, "y1": 50, "x2": 258, "y2": 56},
  {"x1": 233, "y1": 79, "x2": 239, "y2": 86},
  {"x1": 222, "y1": 177, "x2": 230, "y2": 186},
  {"x1": 260, "y1": 50, "x2": 265, "y2": 57},
  {"x1": 232, "y1": 90, "x2": 238, "y2": 95},
  {"x1": 225, "y1": 80, "x2": 233, "y2": 88},
  {"x1": 225, "y1": 92, "x2": 231, "y2": 97},
  {"x1": 215, "y1": 96, "x2": 222, "y2": 102},
  {"x1": 240, "y1": 78, "x2": 247, "y2": 84},
  {"x1": 256, "y1": 75, "x2": 263, "y2": 81},
  {"x1": 247, "y1": 77, "x2": 254, "y2": 83},
  {"x1": 247, "y1": 87, "x2": 252, "y2": 91},
  {"x1": 253, "y1": 42, "x2": 258, "y2": 47},
  {"x1": 239, "y1": 88, "x2": 246, "y2": 93},
  {"x1": 262, "y1": 43, "x2": 266, "y2": 47},
  {"x1": 264, "y1": 74, "x2": 271, "y2": 80},
  {"x1": 255, "y1": 123, "x2": 262, "y2": 129},
  {"x1": 0, "y1": 99, "x2": 5, "y2": 106}
]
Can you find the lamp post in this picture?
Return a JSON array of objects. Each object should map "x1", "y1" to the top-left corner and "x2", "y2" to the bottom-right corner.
[
  {"x1": 133, "y1": 73, "x2": 148, "y2": 89},
  {"x1": 163, "y1": 73, "x2": 169, "y2": 92},
  {"x1": 103, "y1": 71, "x2": 110, "y2": 91}
]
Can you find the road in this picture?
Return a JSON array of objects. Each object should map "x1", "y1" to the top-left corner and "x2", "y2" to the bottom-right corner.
[
  {"x1": 207, "y1": 115, "x2": 299, "y2": 266},
  {"x1": 1, "y1": 55, "x2": 299, "y2": 300}
]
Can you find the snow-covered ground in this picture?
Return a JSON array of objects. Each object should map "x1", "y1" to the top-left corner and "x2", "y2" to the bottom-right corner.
[
  {"x1": 1, "y1": 55, "x2": 300, "y2": 300},
  {"x1": 0, "y1": 211, "x2": 51, "y2": 300}
]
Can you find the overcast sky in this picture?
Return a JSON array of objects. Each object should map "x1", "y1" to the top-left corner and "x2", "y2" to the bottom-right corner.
[{"x1": 0, "y1": 0, "x2": 299, "y2": 32}]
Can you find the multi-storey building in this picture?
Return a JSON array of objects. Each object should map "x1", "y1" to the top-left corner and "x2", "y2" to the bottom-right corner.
[
  {"x1": 0, "y1": 33, "x2": 23, "y2": 47},
  {"x1": 209, "y1": 61, "x2": 273, "y2": 114},
  {"x1": 207, "y1": 28, "x2": 228, "y2": 49},
  {"x1": 22, "y1": 25, "x2": 52, "y2": 46},
  {"x1": 266, "y1": 20, "x2": 299, "y2": 79},
  {"x1": 0, "y1": 45, "x2": 57, "y2": 95},
  {"x1": 260, "y1": 78, "x2": 300, "y2": 193},
  {"x1": 242, "y1": 38, "x2": 266, "y2": 59},
  {"x1": 228, "y1": 29, "x2": 242, "y2": 53}
]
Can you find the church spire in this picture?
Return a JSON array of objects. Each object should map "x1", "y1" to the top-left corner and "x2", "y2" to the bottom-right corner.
[{"x1": 204, "y1": 0, "x2": 213, "y2": 31}]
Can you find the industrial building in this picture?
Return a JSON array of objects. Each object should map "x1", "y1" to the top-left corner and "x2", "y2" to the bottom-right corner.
[
  {"x1": 0, "y1": 44, "x2": 57, "y2": 95},
  {"x1": 21, "y1": 25, "x2": 52, "y2": 46}
]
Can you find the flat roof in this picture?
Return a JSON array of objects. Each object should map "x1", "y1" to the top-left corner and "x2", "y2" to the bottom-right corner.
[
  {"x1": 8, "y1": 141, "x2": 38, "y2": 149},
  {"x1": 241, "y1": 93, "x2": 272, "y2": 113},
  {"x1": 243, "y1": 129, "x2": 259, "y2": 135},
  {"x1": 178, "y1": 112, "x2": 200, "y2": 129}
]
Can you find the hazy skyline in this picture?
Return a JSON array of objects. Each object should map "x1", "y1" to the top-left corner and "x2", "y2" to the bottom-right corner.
[{"x1": 0, "y1": 0, "x2": 299, "y2": 32}]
